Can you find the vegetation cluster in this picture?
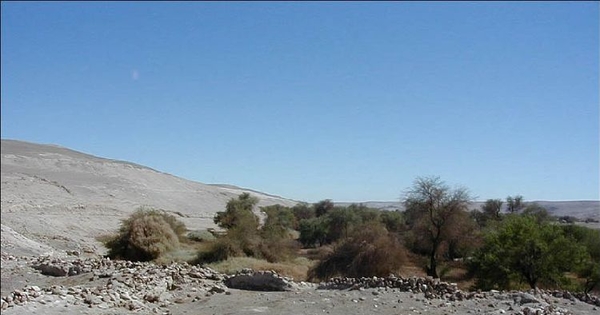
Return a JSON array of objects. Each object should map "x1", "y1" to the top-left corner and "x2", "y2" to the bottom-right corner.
[{"x1": 102, "y1": 177, "x2": 600, "y2": 295}]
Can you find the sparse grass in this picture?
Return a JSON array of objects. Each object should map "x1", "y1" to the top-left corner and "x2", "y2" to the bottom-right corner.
[
  {"x1": 155, "y1": 248, "x2": 197, "y2": 265},
  {"x1": 206, "y1": 256, "x2": 315, "y2": 281},
  {"x1": 154, "y1": 241, "x2": 209, "y2": 265},
  {"x1": 397, "y1": 253, "x2": 475, "y2": 290},
  {"x1": 299, "y1": 246, "x2": 334, "y2": 261}
]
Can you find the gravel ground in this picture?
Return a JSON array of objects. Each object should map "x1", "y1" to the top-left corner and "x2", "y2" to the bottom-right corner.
[
  {"x1": 2, "y1": 253, "x2": 599, "y2": 315},
  {"x1": 3, "y1": 285, "x2": 600, "y2": 315}
]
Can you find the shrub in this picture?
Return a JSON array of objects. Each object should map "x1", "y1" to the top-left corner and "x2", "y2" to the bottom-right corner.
[
  {"x1": 469, "y1": 214, "x2": 588, "y2": 290},
  {"x1": 380, "y1": 210, "x2": 406, "y2": 233},
  {"x1": 308, "y1": 222, "x2": 406, "y2": 280},
  {"x1": 258, "y1": 238, "x2": 301, "y2": 263},
  {"x1": 187, "y1": 229, "x2": 217, "y2": 242},
  {"x1": 197, "y1": 195, "x2": 302, "y2": 265},
  {"x1": 104, "y1": 208, "x2": 186, "y2": 261},
  {"x1": 194, "y1": 237, "x2": 242, "y2": 264}
]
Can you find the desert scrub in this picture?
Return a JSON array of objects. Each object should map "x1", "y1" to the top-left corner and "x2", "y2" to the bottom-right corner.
[
  {"x1": 308, "y1": 222, "x2": 407, "y2": 281},
  {"x1": 195, "y1": 193, "x2": 301, "y2": 265},
  {"x1": 187, "y1": 229, "x2": 217, "y2": 242},
  {"x1": 193, "y1": 236, "x2": 244, "y2": 264},
  {"x1": 103, "y1": 207, "x2": 187, "y2": 261}
]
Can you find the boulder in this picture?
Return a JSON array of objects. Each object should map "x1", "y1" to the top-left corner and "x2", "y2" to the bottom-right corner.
[
  {"x1": 33, "y1": 263, "x2": 68, "y2": 277},
  {"x1": 224, "y1": 270, "x2": 296, "y2": 291}
]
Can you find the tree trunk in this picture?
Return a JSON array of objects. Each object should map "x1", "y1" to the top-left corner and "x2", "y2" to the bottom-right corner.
[{"x1": 428, "y1": 241, "x2": 439, "y2": 278}]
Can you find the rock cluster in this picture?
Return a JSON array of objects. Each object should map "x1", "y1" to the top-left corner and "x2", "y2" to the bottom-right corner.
[
  {"x1": 318, "y1": 275, "x2": 460, "y2": 299},
  {"x1": 550, "y1": 290, "x2": 600, "y2": 306},
  {"x1": 224, "y1": 269, "x2": 314, "y2": 291},
  {"x1": 317, "y1": 275, "x2": 600, "y2": 309},
  {"x1": 1, "y1": 255, "x2": 227, "y2": 312}
]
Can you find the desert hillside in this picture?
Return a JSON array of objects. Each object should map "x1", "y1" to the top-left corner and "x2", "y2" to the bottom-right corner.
[
  {"x1": 2, "y1": 139, "x2": 598, "y2": 256},
  {"x1": 0, "y1": 139, "x2": 297, "y2": 256}
]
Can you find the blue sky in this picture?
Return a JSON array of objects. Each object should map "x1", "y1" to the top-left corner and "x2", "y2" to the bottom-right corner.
[{"x1": 1, "y1": 2, "x2": 598, "y2": 203}]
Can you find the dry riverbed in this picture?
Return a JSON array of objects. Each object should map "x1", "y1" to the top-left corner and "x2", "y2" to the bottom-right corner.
[{"x1": 1, "y1": 252, "x2": 599, "y2": 315}]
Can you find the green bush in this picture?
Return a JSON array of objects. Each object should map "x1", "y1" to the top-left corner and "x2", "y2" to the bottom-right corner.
[
  {"x1": 104, "y1": 208, "x2": 186, "y2": 261},
  {"x1": 196, "y1": 194, "x2": 302, "y2": 265},
  {"x1": 561, "y1": 225, "x2": 600, "y2": 293},
  {"x1": 469, "y1": 214, "x2": 587, "y2": 290}
]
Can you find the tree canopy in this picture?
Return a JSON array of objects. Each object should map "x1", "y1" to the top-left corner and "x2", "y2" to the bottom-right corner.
[
  {"x1": 470, "y1": 214, "x2": 588, "y2": 290},
  {"x1": 403, "y1": 176, "x2": 471, "y2": 278}
]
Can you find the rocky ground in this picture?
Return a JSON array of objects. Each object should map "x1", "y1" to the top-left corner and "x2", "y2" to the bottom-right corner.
[{"x1": 2, "y1": 252, "x2": 599, "y2": 315}]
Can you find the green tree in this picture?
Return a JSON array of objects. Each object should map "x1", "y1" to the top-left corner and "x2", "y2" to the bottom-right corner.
[
  {"x1": 214, "y1": 193, "x2": 259, "y2": 230},
  {"x1": 482, "y1": 199, "x2": 503, "y2": 221},
  {"x1": 260, "y1": 204, "x2": 295, "y2": 239},
  {"x1": 291, "y1": 202, "x2": 315, "y2": 227},
  {"x1": 472, "y1": 199, "x2": 504, "y2": 228},
  {"x1": 521, "y1": 203, "x2": 552, "y2": 224},
  {"x1": 403, "y1": 176, "x2": 471, "y2": 278},
  {"x1": 348, "y1": 203, "x2": 380, "y2": 223},
  {"x1": 199, "y1": 195, "x2": 301, "y2": 264},
  {"x1": 205, "y1": 193, "x2": 261, "y2": 260},
  {"x1": 326, "y1": 207, "x2": 361, "y2": 241},
  {"x1": 470, "y1": 215, "x2": 587, "y2": 290},
  {"x1": 561, "y1": 225, "x2": 600, "y2": 294},
  {"x1": 506, "y1": 195, "x2": 524, "y2": 214},
  {"x1": 298, "y1": 217, "x2": 329, "y2": 247},
  {"x1": 315, "y1": 199, "x2": 334, "y2": 217}
]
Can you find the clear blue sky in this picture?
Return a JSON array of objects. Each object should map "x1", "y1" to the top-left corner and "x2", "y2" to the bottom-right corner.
[{"x1": 1, "y1": 2, "x2": 598, "y2": 203}]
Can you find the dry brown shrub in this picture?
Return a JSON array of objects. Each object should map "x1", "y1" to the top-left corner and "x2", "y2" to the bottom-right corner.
[
  {"x1": 302, "y1": 245, "x2": 334, "y2": 261},
  {"x1": 104, "y1": 208, "x2": 186, "y2": 261},
  {"x1": 258, "y1": 238, "x2": 301, "y2": 263},
  {"x1": 128, "y1": 214, "x2": 180, "y2": 258},
  {"x1": 308, "y1": 222, "x2": 407, "y2": 281}
]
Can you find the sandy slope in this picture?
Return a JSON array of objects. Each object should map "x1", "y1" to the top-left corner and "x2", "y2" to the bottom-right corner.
[{"x1": 1, "y1": 139, "x2": 296, "y2": 256}]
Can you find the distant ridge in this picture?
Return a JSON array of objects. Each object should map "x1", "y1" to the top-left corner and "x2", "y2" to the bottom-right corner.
[
  {"x1": 208, "y1": 183, "x2": 297, "y2": 201},
  {"x1": 336, "y1": 200, "x2": 600, "y2": 222},
  {"x1": 1, "y1": 138, "x2": 157, "y2": 172}
]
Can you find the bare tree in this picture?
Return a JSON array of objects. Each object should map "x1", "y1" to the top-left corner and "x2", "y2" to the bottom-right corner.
[{"x1": 403, "y1": 176, "x2": 471, "y2": 278}]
